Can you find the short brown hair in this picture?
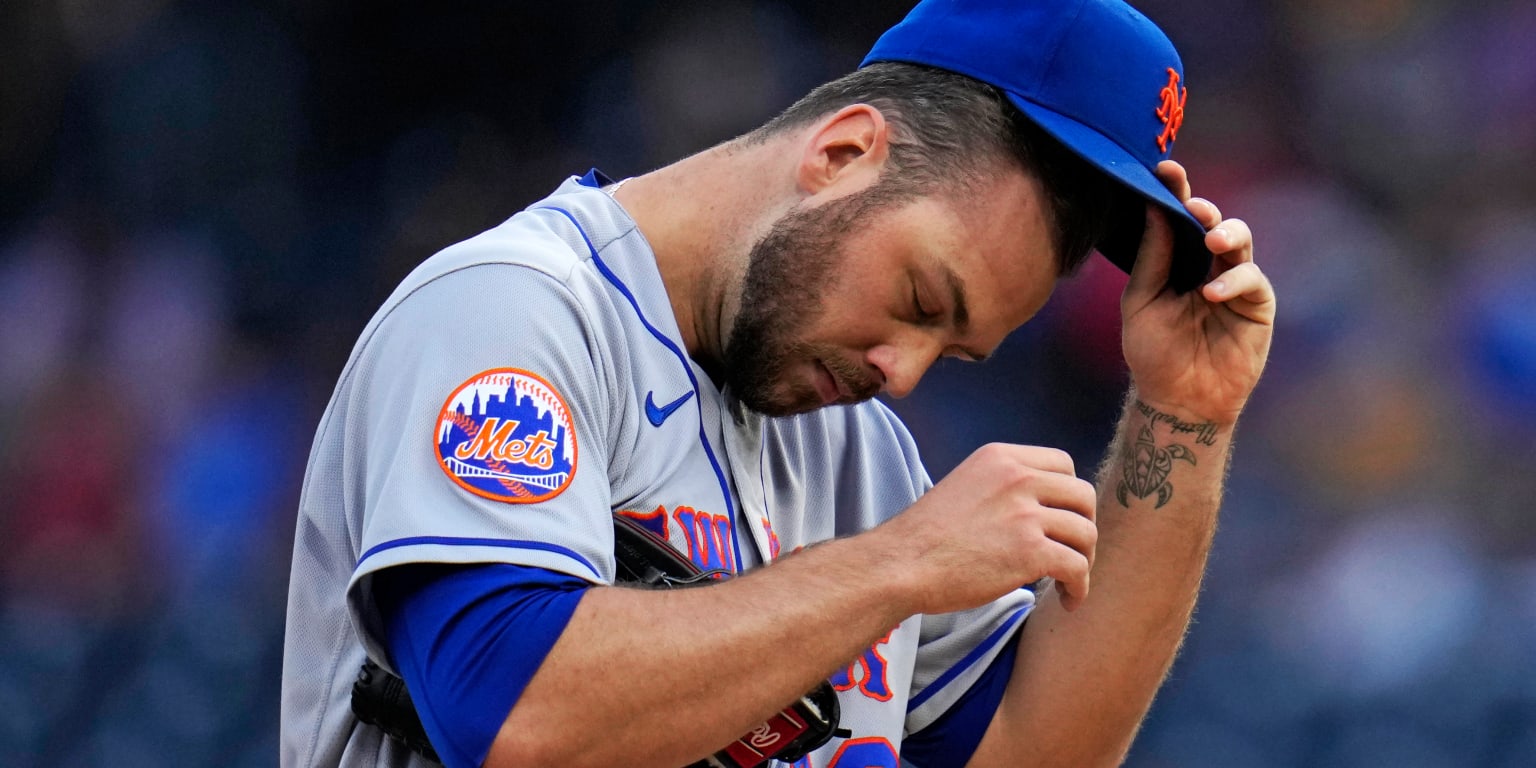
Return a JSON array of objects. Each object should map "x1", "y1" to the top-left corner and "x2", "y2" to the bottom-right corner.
[{"x1": 745, "y1": 62, "x2": 1122, "y2": 276}]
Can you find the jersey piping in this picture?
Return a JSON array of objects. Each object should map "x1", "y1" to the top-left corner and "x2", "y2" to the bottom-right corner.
[
  {"x1": 531, "y1": 204, "x2": 746, "y2": 573},
  {"x1": 357, "y1": 536, "x2": 602, "y2": 581},
  {"x1": 908, "y1": 605, "x2": 1028, "y2": 712}
]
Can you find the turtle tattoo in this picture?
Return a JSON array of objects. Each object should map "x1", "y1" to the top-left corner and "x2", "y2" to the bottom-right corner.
[{"x1": 1117, "y1": 425, "x2": 1196, "y2": 508}]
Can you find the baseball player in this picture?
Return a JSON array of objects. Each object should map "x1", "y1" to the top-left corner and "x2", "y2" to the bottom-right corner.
[{"x1": 280, "y1": 0, "x2": 1275, "y2": 766}]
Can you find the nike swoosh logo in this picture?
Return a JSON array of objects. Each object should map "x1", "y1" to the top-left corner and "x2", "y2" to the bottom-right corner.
[{"x1": 644, "y1": 390, "x2": 695, "y2": 427}]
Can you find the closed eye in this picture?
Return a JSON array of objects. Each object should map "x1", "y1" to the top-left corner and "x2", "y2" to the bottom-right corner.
[{"x1": 911, "y1": 279, "x2": 941, "y2": 324}]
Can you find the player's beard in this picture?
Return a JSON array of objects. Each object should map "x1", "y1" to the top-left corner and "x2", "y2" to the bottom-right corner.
[{"x1": 724, "y1": 187, "x2": 889, "y2": 417}]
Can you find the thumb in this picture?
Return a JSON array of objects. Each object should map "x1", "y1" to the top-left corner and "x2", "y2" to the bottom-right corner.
[{"x1": 1123, "y1": 204, "x2": 1174, "y2": 304}]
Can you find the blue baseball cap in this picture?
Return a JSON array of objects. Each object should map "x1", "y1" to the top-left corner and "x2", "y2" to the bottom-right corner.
[{"x1": 862, "y1": 0, "x2": 1212, "y2": 292}]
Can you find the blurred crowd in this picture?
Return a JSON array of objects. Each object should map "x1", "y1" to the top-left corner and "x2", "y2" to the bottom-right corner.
[{"x1": 2, "y1": 0, "x2": 1533, "y2": 765}]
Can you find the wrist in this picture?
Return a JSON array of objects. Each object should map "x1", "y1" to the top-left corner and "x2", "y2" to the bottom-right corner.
[
  {"x1": 1123, "y1": 391, "x2": 1235, "y2": 446},
  {"x1": 1126, "y1": 387, "x2": 1241, "y2": 431},
  {"x1": 1106, "y1": 392, "x2": 1234, "y2": 511}
]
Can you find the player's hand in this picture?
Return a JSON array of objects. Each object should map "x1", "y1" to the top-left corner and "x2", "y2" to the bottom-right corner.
[
  {"x1": 877, "y1": 443, "x2": 1098, "y2": 615},
  {"x1": 1120, "y1": 161, "x2": 1275, "y2": 426}
]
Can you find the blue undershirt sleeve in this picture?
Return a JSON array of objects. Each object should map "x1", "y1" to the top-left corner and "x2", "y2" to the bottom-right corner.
[
  {"x1": 900, "y1": 625, "x2": 1021, "y2": 768},
  {"x1": 372, "y1": 562, "x2": 589, "y2": 768}
]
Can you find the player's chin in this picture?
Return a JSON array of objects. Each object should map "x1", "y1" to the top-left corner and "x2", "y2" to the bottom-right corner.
[
  {"x1": 762, "y1": 389, "x2": 825, "y2": 417},
  {"x1": 747, "y1": 385, "x2": 874, "y2": 417},
  {"x1": 737, "y1": 359, "x2": 855, "y2": 417},
  {"x1": 741, "y1": 378, "x2": 824, "y2": 418}
]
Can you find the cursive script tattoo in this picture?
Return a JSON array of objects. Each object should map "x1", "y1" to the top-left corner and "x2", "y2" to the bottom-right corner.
[{"x1": 1134, "y1": 399, "x2": 1219, "y2": 446}]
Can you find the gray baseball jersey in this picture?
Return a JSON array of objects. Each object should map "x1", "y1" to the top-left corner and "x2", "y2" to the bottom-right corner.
[{"x1": 280, "y1": 173, "x2": 1036, "y2": 767}]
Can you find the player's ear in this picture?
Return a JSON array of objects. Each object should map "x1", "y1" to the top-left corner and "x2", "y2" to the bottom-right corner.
[{"x1": 795, "y1": 103, "x2": 890, "y2": 196}]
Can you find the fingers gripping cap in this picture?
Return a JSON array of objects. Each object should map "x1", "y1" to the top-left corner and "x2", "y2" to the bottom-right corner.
[{"x1": 862, "y1": 0, "x2": 1212, "y2": 292}]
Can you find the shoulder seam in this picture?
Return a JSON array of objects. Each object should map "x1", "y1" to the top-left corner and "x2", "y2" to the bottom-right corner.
[{"x1": 528, "y1": 200, "x2": 642, "y2": 262}]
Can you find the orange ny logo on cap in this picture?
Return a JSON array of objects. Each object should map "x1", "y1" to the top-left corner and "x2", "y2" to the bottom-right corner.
[{"x1": 1155, "y1": 67, "x2": 1186, "y2": 152}]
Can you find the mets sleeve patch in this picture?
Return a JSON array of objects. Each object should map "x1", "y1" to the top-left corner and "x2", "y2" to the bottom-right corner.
[{"x1": 435, "y1": 368, "x2": 578, "y2": 504}]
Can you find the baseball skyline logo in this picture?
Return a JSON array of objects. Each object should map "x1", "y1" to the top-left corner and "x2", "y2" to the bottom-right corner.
[{"x1": 435, "y1": 368, "x2": 576, "y2": 503}]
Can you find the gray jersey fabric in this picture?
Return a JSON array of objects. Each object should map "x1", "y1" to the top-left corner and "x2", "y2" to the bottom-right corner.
[{"x1": 280, "y1": 176, "x2": 1035, "y2": 767}]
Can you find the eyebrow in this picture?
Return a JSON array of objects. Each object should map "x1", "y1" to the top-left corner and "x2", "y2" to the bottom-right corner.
[{"x1": 940, "y1": 264, "x2": 991, "y2": 362}]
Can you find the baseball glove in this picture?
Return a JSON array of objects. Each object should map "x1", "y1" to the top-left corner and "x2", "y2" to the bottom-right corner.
[{"x1": 352, "y1": 514, "x2": 842, "y2": 767}]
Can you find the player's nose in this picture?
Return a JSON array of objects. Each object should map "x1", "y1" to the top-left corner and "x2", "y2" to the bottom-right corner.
[{"x1": 866, "y1": 342, "x2": 938, "y2": 399}]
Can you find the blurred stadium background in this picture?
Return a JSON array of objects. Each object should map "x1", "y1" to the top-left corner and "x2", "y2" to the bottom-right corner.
[{"x1": 2, "y1": 0, "x2": 1535, "y2": 765}]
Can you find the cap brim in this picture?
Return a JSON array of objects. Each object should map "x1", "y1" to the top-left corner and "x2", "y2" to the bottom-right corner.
[{"x1": 1004, "y1": 94, "x2": 1212, "y2": 293}]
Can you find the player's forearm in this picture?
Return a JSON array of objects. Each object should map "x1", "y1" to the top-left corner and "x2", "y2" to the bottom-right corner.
[
  {"x1": 974, "y1": 393, "x2": 1232, "y2": 768},
  {"x1": 485, "y1": 533, "x2": 916, "y2": 768}
]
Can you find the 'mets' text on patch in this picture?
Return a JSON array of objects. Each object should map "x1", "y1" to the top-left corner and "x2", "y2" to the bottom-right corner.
[{"x1": 435, "y1": 368, "x2": 577, "y2": 503}]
